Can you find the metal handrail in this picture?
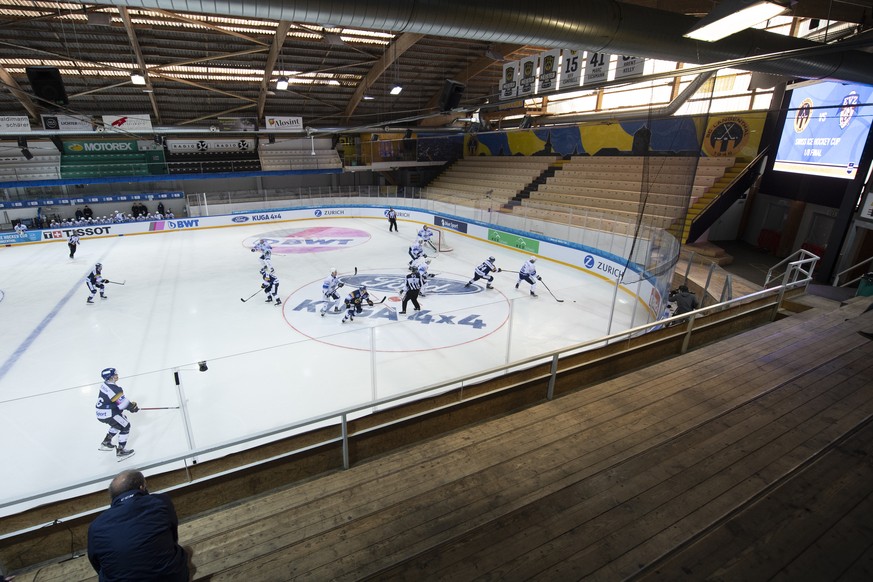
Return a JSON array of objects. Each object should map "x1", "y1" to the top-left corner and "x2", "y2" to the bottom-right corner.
[
  {"x1": 764, "y1": 248, "x2": 820, "y2": 288},
  {"x1": 831, "y1": 255, "x2": 873, "y2": 287}
]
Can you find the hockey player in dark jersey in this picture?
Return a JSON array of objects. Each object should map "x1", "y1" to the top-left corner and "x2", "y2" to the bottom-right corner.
[
  {"x1": 86, "y1": 263, "x2": 109, "y2": 304},
  {"x1": 466, "y1": 256, "x2": 501, "y2": 289},
  {"x1": 95, "y1": 367, "x2": 138, "y2": 461},
  {"x1": 262, "y1": 271, "x2": 281, "y2": 305},
  {"x1": 341, "y1": 286, "x2": 374, "y2": 323}
]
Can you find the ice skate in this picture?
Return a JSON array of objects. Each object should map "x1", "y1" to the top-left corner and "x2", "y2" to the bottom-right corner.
[
  {"x1": 99, "y1": 439, "x2": 115, "y2": 451},
  {"x1": 116, "y1": 447, "x2": 135, "y2": 461},
  {"x1": 87, "y1": 297, "x2": 94, "y2": 304},
  {"x1": 320, "y1": 310, "x2": 326, "y2": 317},
  {"x1": 100, "y1": 294, "x2": 107, "y2": 299},
  {"x1": 464, "y1": 282, "x2": 471, "y2": 288},
  {"x1": 265, "y1": 296, "x2": 273, "y2": 303},
  {"x1": 275, "y1": 298, "x2": 282, "y2": 305},
  {"x1": 530, "y1": 291, "x2": 538, "y2": 297},
  {"x1": 515, "y1": 283, "x2": 520, "y2": 289},
  {"x1": 486, "y1": 284, "x2": 493, "y2": 289},
  {"x1": 399, "y1": 311, "x2": 406, "y2": 315}
]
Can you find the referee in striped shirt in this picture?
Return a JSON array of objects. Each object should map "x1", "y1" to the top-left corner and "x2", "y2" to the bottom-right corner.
[{"x1": 399, "y1": 267, "x2": 423, "y2": 314}]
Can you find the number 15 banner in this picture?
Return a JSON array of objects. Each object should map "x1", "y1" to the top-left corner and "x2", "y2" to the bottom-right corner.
[{"x1": 559, "y1": 49, "x2": 583, "y2": 90}]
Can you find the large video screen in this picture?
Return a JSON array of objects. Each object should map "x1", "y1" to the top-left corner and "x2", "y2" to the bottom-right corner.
[{"x1": 773, "y1": 81, "x2": 872, "y2": 180}]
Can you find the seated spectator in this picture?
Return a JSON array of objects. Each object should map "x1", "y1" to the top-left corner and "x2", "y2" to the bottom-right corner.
[
  {"x1": 668, "y1": 285, "x2": 699, "y2": 316},
  {"x1": 87, "y1": 470, "x2": 191, "y2": 581}
]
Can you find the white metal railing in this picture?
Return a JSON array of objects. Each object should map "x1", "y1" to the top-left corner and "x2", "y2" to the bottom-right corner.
[{"x1": 831, "y1": 255, "x2": 873, "y2": 287}]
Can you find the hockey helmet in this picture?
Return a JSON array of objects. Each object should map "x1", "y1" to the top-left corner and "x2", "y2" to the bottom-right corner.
[
  {"x1": 529, "y1": 256, "x2": 537, "y2": 263},
  {"x1": 330, "y1": 267, "x2": 337, "y2": 276},
  {"x1": 101, "y1": 367, "x2": 117, "y2": 380},
  {"x1": 360, "y1": 285, "x2": 367, "y2": 290},
  {"x1": 95, "y1": 262, "x2": 102, "y2": 270},
  {"x1": 488, "y1": 256, "x2": 496, "y2": 262}
]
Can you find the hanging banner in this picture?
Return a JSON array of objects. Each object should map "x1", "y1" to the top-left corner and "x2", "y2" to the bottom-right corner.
[
  {"x1": 264, "y1": 116, "x2": 305, "y2": 132},
  {"x1": 64, "y1": 140, "x2": 143, "y2": 154},
  {"x1": 166, "y1": 138, "x2": 255, "y2": 153},
  {"x1": 558, "y1": 49, "x2": 583, "y2": 90},
  {"x1": 101, "y1": 114, "x2": 153, "y2": 132},
  {"x1": 42, "y1": 114, "x2": 93, "y2": 131},
  {"x1": 217, "y1": 117, "x2": 258, "y2": 132},
  {"x1": 518, "y1": 56, "x2": 538, "y2": 97},
  {"x1": 583, "y1": 51, "x2": 610, "y2": 86},
  {"x1": 538, "y1": 50, "x2": 561, "y2": 93},
  {"x1": 0, "y1": 116, "x2": 31, "y2": 132},
  {"x1": 615, "y1": 55, "x2": 646, "y2": 80},
  {"x1": 501, "y1": 61, "x2": 519, "y2": 100}
]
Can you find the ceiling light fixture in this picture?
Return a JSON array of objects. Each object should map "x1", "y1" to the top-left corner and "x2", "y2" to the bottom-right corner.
[
  {"x1": 276, "y1": 76, "x2": 289, "y2": 91},
  {"x1": 363, "y1": 95, "x2": 375, "y2": 100},
  {"x1": 390, "y1": 85, "x2": 403, "y2": 95},
  {"x1": 130, "y1": 70, "x2": 146, "y2": 85},
  {"x1": 684, "y1": 0, "x2": 786, "y2": 42}
]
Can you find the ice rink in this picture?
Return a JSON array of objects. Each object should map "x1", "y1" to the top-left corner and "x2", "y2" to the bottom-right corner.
[{"x1": 0, "y1": 216, "x2": 645, "y2": 515}]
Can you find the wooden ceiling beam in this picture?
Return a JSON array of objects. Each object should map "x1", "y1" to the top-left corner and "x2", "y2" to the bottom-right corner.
[{"x1": 343, "y1": 32, "x2": 424, "y2": 121}]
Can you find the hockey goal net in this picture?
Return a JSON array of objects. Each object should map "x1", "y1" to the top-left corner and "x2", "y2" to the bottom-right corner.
[{"x1": 431, "y1": 227, "x2": 454, "y2": 252}]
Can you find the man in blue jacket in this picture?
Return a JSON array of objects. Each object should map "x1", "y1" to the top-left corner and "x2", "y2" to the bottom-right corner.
[{"x1": 87, "y1": 470, "x2": 191, "y2": 581}]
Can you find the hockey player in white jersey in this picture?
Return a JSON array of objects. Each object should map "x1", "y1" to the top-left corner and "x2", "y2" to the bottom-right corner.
[
  {"x1": 515, "y1": 256, "x2": 541, "y2": 297},
  {"x1": 466, "y1": 256, "x2": 501, "y2": 289},
  {"x1": 262, "y1": 271, "x2": 281, "y2": 305},
  {"x1": 95, "y1": 367, "x2": 138, "y2": 461},
  {"x1": 411, "y1": 257, "x2": 434, "y2": 297},
  {"x1": 252, "y1": 239, "x2": 274, "y2": 273},
  {"x1": 86, "y1": 263, "x2": 109, "y2": 304},
  {"x1": 417, "y1": 225, "x2": 435, "y2": 251},
  {"x1": 408, "y1": 241, "x2": 427, "y2": 265},
  {"x1": 320, "y1": 268, "x2": 344, "y2": 316}
]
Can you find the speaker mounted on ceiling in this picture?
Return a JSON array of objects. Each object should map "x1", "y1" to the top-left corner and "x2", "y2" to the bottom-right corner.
[
  {"x1": 438, "y1": 79, "x2": 466, "y2": 113},
  {"x1": 26, "y1": 67, "x2": 69, "y2": 107}
]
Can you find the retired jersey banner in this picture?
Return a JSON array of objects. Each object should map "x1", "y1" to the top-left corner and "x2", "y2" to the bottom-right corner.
[
  {"x1": 518, "y1": 56, "x2": 538, "y2": 97},
  {"x1": 558, "y1": 49, "x2": 583, "y2": 90},
  {"x1": 615, "y1": 55, "x2": 645, "y2": 80},
  {"x1": 584, "y1": 52, "x2": 610, "y2": 86},
  {"x1": 501, "y1": 61, "x2": 519, "y2": 100},
  {"x1": 538, "y1": 50, "x2": 561, "y2": 93},
  {"x1": 0, "y1": 116, "x2": 31, "y2": 132},
  {"x1": 264, "y1": 116, "x2": 304, "y2": 132},
  {"x1": 42, "y1": 114, "x2": 93, "y2": 132},
  {"x1": 101, "y1": 114, "x2": 153, "y2": 132}
]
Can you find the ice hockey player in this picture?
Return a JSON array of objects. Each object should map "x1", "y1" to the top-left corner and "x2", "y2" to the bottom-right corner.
[
  {"x1": 95, "y1": 367, "x2": 138, "y2": 461},
  {"x1": 320, "y1": 267, "x2": 344, "y2": 316},
  {"x1": 516, "y1": 256, "x2": 541, "y2": 297},
  {"x1": 466, "y1": 256, "x2": 501, "y2": 289},
  {"x1": 400, "y1": 266, "x2": 423, "y2": 315},
  {"x1": 86, "y1": 263, "x2": 109, "y2": 304},
  {"x1": 252, "y1": 239, "x2": 274, "y2": 272},
  {"x1": 417, "y1": 224, "x2": 435, "y2": 251},
  {"x1": 411, "y1": 257, "x2": 434, "y2": 297},
  {"x1": 262, "y1": 270, "x2": 281, "y2": 305},
  {"x1": 408, "y1": 241, "x2": 427, "y2": 265},
  {"x1": 341, "y1": 285, "x2": 374, "y2": 323}
]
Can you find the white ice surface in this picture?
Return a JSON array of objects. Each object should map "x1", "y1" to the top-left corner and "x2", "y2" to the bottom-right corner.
[{"x1": 0, "y1": 218, "x2": 643, "y2": 516}]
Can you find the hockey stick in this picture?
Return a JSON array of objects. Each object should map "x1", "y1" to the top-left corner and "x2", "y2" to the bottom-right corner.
[
  {"x1": 425, "y1": 239, "x2": 438, "y2": 252},
  {"x1": 367, "y1": 295, "x2": 388, "y2": 305},
  {"x1": 240, "y1": 289, "x2": 261, "y2": 302},
  {"x1": 539, "y1": 279, "x2": 565, "y2": 303},
  {"x1": 340, "y1": 266, "x2": 358, "y2": 277},
  {"x1": 106, "y1": 280, "x2": 126, "y2": 285},
  {"x1": 500, "y1": 269, "x2": 519, "y2": 274},
  {"x1": 139, "y1": 406, "x2": 181, "y2": 410}
]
